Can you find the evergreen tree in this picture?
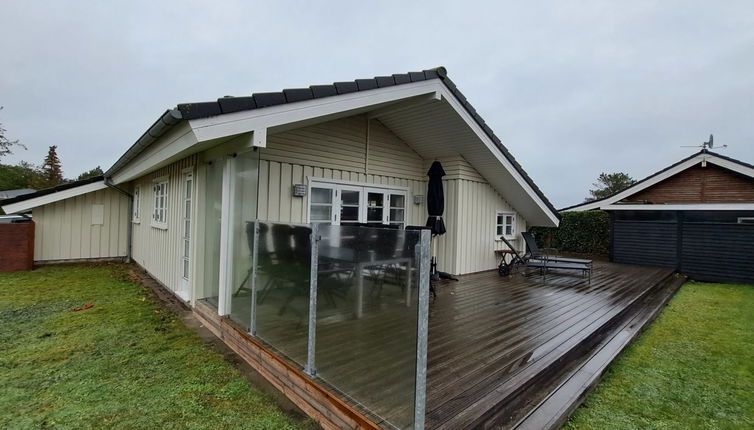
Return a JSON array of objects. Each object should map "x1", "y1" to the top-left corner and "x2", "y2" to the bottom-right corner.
[
  {"x1": 585, "y1": 172, "x2": 637, "y2": 202},
  {"x1": 76, "y1": 166, "x2": 104, "y2": 181},
  {"x1": 38, "y1": 145, "x2": 64, "y2": 188}
]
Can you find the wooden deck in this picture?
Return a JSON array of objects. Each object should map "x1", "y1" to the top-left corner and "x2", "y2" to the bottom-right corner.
[
  {"x1": 424, "y1": 261, "x2": 677, "y2": 429},
  {"x1": 219, "y1": 260, "x2": 678, "y2": 429}
]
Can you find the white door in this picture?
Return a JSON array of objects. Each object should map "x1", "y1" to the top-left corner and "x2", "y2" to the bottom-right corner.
[
  {"x1": 179, "y1": 170, "x2": 193, "y2": 300},
  {"x1": 337, "y1": 185, "x2": 362, "y2": 225}
]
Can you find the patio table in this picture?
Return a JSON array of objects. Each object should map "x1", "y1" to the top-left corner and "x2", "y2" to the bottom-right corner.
[{"x1": 318, "y1": 245, "x2": 413, "y2": 318}]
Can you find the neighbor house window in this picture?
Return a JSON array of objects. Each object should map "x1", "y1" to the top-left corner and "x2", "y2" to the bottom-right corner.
[
  {"x1": 496, "y1": 212, "x2": 515, "y2": 239},
  {"x1": 738, "y1": 217, "x2": 754, "y2": 224},
  {"x1": 132, "y1": 185, "x2": 141, "y2": 222},
  {"x1": 152, "y1": 177, "x2": 168, "y2": 229}
]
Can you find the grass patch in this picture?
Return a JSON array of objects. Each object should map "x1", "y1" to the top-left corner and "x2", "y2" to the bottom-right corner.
[
  {"x1": 566, "y1": 281, "x2": 754, "y2": 429},
  {"x1": 0, "y1": 264, "x2": 314, "y2": 429}
]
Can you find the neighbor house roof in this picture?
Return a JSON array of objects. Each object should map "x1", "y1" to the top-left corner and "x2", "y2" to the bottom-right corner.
[
  {"x1": 1, "y1": 176, "x2": 106, "y2": 214},
  {"x1": 563, "y1": 149, "x2": 754, "y2": 212},
  {"x1": 0, "y1": 188, "x2": 36, "y2": 200},
  {"x1": 105, "y1": 67, "x2": 560, "y2": 224}
]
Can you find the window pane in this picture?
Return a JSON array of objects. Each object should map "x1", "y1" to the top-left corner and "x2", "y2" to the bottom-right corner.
[
  {"x1": 506, "y1": 215, "x2": 513, "y2": 225},
  {"x1": 497, "y1": 215, "x2": 503, "y2": 225},
  {"x1": 341, "y1": 205, "x2": 359, "y2": 222},
  {"x1": 311, "y1": 205, "x2": 332, "y2": 221},
  {"x1": 390, "y1": 194, "x2": 405, "y2": 208},
  {"x1": 390, "y1": 208, "x2": 404, "y2": 222},
  {"x1": 367, "y1": 207, "x2": 383, "y2": 222},
  {"x1": 367, "y1": 192, "x2": 384, "y2": 208},
  {"x1": 497, "y1": 226, "x2": 503, "y2": 236},
  {"x1": 311, "y1": 187, "x2": 332, "y2": 204},
  {"x1": 506, "y1": 225, "x2": 513, "y2": 236},
  {"x1": 341, "y1": 190, "x2": 359, "y2": 206},
  {"x1": 185, "y1": 179, "x2": 192, "y2": 198},
  {"x1": 183, "y1": 259, "x2": 189, "y2": 279}
]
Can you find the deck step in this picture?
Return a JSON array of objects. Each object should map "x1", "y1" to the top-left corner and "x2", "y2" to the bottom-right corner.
[{"x1": 511, "y1": 274, "x2": 685, "y2": 430}]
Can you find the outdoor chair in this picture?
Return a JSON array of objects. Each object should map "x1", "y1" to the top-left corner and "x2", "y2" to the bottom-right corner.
[
  {"x1": 498, "y1": 236, "x2": 591, "y2": 282},
  {"x1": 521, "y1": 232, "x2": 593, "y2": 266}
]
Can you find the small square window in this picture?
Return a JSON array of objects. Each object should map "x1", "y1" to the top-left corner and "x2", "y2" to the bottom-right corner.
[{"x1": 496, "y1": 211, "x2": 515, "y2": 239}]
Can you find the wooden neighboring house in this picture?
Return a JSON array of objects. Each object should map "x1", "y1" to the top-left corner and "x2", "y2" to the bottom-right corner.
[
  {"x1": 564, "y1": 149, "x2": 754, "y2": 284},
  {"x1": 2, "y1": 67, "x2": 563, "y2": 429}
]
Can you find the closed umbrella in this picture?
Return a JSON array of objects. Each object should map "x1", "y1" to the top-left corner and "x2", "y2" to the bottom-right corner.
[{"x1": 426, "y1": 161, "x2": 446, "y2": 235}]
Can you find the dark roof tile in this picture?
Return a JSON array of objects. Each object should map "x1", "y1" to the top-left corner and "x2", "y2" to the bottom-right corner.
[
  {"x1": 177, "y1": 102, "x2": 222, "y2": 119},
  {"x1": 310, "y1": 85, "x2": 338, "y2": 98},
  {"x1": 392, "y1": 73, "x2": 411, "y2": 84},
  {"x1": 375, "y1": 76, "x2": 396, "y2": 87},
  {"x1": 408, "y1": 71, "x2": 426, "y2": 82},
  {"x1": 283, "y1": 88, "x2": 314, "y2": 103},
  {"x1": 355, "y1": 79, "x2": 378, "y2": 91},
  {"x1": 334, "y1": 81, "x2": 359, "y2": 94},
  {"x1": 218, "y1": 96, "x2": 256, "y2": 114},
  {"x1": 252, "y1": 92, "x2": 286, "y2": 108}
]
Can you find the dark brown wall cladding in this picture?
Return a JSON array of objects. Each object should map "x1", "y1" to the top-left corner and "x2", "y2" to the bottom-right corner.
[
  {"x1": 624, "y1": 164, "x2": 754, "y2": 204},
  {"x1": 0, "y1": 221, "x2": 34, "y2": 272}
]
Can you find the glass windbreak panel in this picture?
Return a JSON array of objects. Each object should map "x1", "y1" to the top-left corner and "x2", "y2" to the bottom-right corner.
[
  {"x1": 228, "y1": 151, "x2": 261, "y2": 331},
  {"x1": 316, "y1": 225, "x2": 422, "y2": 429},
  {"x1": 255, "y1": 221, "x2": 312, "y2": 365},
  {"x1": 200, "y1": 160, "x2": 224, "y2": 308}
]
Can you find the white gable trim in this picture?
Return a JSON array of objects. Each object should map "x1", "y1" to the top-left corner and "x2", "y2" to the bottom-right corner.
[
  {"x1": 564, "y1": 152, "x2": 754, "y2": 212},
  {"x1": 1, "y1": 181, "x2": 108, "y2": 214},
  {"x1": 189, "y1": 80, "x2": 443, "y2": 143},
  {"x1": 437, "y1": 86, "x2": 559, "y2": 226},
  {"x1": 603, "y1": 203, "x2": 754, "y2": 211}
]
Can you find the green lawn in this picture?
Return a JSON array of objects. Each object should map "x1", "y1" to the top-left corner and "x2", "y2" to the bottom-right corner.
[
  {"x1": 566, "y1": 281, "x2": 754, "y2": 430},
  {"x1": 0, "y1": 264, "x2": 313, "y2": 430}
]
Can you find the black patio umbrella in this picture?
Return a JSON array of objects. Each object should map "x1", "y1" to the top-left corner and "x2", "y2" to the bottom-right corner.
[{"x1": 426, "y1": 161, "x2": 447, "y2": 235}]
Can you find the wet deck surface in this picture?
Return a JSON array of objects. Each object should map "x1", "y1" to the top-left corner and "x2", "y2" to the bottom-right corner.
[
  {"x1": 225, "y1": 261, "x2": 673, "y2": 429},
  {"x1": 425, "y1": 262, "x2": 674, "y2": 430}
]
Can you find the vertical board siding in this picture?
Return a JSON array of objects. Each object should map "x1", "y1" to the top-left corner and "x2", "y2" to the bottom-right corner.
[
  {"x1": 449, "y1": 179, "x2": 526, "y2": 275},
  {"x1": 32, "y1": 187, "x2": 129, "y2": 261},
  {"x1": 131, "y1": 155, "x2": 197, "y2": 294},
  {"x1": 257, "y1": 113, "x2": 525, "y2": 276}
]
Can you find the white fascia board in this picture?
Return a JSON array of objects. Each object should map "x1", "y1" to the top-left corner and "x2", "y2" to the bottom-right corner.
[
  {"x1": 602, "y1": 203, "x2": 754, "y2": 211},
  {"x1": 188, "y1": 80, "x2": 443, "y2": 143},
  {"x1": 110, "y1": 122, "x2": 197, "y2": 184},
  {"x1": 565, "y1": 153, "x2": 754, "y2": 212},
  {"x1": 562, "y1": 200, "x2": 604, "y2": 212},
  {"x1": 437, "y1": 87, "x2": 560, "y2": 227},
  {"x1": 1, "y1": 181, "x2": 108, "y2": 214}
]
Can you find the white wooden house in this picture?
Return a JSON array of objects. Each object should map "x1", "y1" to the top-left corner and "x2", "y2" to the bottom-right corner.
[{"x1": 2, "y1": 67, "x2": 560, "y2": 429}]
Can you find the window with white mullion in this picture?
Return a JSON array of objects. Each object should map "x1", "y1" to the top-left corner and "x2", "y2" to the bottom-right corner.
[
  {"x1": 388, "y1": 193, "x2": 406, "y2": 227},
  {"x1": 151, "y1": 178, "x2": 169, "y2": 229},
  {"x1": 496, "y1": 211, "x2": 515, "y2": 239},
  {"x1": 310, "y1": 186, "x2": 335, "y2": 224}
]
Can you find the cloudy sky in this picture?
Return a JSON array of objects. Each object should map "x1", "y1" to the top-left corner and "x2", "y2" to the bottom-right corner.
[{"x1": 1, "y1": 1, "x2": 752, "y2": 207}]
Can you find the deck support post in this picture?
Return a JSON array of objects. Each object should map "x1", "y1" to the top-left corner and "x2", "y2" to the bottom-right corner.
[
  {"x1": 248, "y1": 219, "x2": 260, "y2": 335},
  {"x1": 305, "y1": 223, "x2": 320, "y2": 376},
  {"x1": 413, "y1": 229, "x2": 431, "y2": 429}
]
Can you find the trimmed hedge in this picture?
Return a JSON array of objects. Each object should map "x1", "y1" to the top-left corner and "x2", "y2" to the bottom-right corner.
[{"x1": 530, "y1": 210, "x2": 610, "y2": 254}]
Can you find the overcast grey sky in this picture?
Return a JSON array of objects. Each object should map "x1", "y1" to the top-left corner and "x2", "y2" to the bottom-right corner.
[{"x1": 1, "y1": 1, "x2": 752, "y2": 207}]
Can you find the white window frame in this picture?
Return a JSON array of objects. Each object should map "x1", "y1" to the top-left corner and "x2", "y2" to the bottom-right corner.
[
  {"x1": 132, "y1": 185, "x2": 141, "y2": 223},
  {"x1": 151, "y1": 176, "x2": 169, "y2": 230},
  {"x1": 307, "y1": 178, "x2": 408, "y2": 227},
  {"x1": 496, "y1": 211, "x2": 516, "y2": 240}
]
